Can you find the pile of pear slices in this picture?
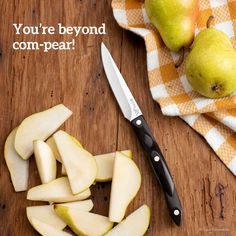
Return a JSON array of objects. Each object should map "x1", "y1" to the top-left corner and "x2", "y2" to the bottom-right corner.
[{"x1": 4, "y1": 104, "x2": 150, "y2": 236}]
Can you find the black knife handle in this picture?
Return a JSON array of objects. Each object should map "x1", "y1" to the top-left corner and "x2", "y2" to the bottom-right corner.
[{"x1": 131, "y1": 115, "x2": 182, "y2": 226}]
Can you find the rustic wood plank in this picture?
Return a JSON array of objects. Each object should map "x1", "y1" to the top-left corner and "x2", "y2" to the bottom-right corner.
[{"x1": 0, "y1": 0, "x2": 236, "y2": 235}]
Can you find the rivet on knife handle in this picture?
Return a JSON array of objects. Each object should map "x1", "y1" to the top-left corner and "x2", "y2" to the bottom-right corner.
[{"x1": 131, "y1": 115, "x2": 182, "y2": 226}]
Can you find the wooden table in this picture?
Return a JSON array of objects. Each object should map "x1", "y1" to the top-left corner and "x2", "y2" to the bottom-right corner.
[{"x1": 0, "y1": 1, "x2": 236, "y2": 235}]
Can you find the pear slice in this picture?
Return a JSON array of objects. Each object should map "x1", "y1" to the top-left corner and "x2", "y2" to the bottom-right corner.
[
  {"x1": 46, "y1": 134, "x2": 82, "y2": 163},
  {"x1": 62, "y1": 150, "x2": 132, "y2": 179},
  {"x1": 26, "y1": 205, "x2": 66, "y2": 230},
  {"x1": 70, "y1": 136, "x2": 83, "y2": 147},
  {"x1": 46, "y1": 136, "x2": 62, "y2": 162},
  {"x1": 95, "y1": 150, "x2": 132, "y2": 182},
  {"x1": 109, "y1": 152, "x2": 141, "y2": 222},
  {"x1": 53, "y1": 131, "x2": 97, "y2": 194},
  {"x1": 120, "y1": 150, "x2": 132, "y2": 158},
  {"x1": 62, "y1": 136, "x2": 83, "y2": 175},
  {"x1": 55, "y1": 205, "x2": 113, "y2": 236},
  {"x1": 27, "y1": 177, "x2": 91, "y2": 203},
  {"x1": 4, "y1": 128, "x2": 29, "y2": 192},
  {"x1": 46, "y1": 134, "x2": 83, "y2": 175},
  {"x1": 105, "y1": 205, "x2": 150, "y2": 236},
  {"x1": 15, "y1": 104, "x2": 72, "y2": 159},
  {"x1": 29, "y1": 217, "x2": 72, "y2": 236},
  {"x1": 56, "y1": 199, "x2": 93, "y2": 212},
  {"x1": 34, "y1": 140, "x2": 57, "y2": 184}
]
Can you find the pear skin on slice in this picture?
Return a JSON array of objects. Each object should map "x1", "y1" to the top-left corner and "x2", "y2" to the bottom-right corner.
[{"x1": 55, "y1": 205, "x2": 113, "y2": 236}]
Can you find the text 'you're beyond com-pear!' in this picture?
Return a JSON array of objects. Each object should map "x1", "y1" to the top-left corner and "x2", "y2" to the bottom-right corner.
[{"x1": 12, "y1": 23, "x2": 107, "y2": 52}]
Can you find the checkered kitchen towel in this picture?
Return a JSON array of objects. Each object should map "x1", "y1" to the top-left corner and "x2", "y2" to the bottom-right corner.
[{"x1": 111, "y1": 0, "x2": 236, "y2": 175}]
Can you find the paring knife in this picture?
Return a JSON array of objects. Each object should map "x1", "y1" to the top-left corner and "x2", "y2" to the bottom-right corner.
[{"x1": 101, "y1": 42, "x2": 182, "y2": 226}]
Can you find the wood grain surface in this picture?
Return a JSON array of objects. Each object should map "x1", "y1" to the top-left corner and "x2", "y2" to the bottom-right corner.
[{"x1": 1, "y1": 0, "x2": 236, "y2": 235}]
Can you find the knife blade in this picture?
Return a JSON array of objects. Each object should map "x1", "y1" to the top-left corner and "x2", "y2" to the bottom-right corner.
[{"x1": 101, "y1": 42, "x2": 182, "y2": 226}]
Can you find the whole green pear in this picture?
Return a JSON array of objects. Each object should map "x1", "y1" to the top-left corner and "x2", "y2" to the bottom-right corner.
[
  {"x1": 145, "y1": 0, "x2": 199, "y2": 51},
  {"x1": 185, "y1": 28, "x2": 236, "y2": 98}
]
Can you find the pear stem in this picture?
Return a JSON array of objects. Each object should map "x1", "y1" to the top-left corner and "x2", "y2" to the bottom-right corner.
[
  {"x1": 207, "y1": 16, "x2": 214, "y2": 28},
  {"x1": 175, "y1": 47, "x2": 185, "y2": 68}
]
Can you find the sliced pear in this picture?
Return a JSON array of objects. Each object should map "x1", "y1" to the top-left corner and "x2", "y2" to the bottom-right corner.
[
  {"x1": 109, "y1": 152, "x2": 141, "y2": 222},
  {"x1": 61, "y1": 137, "x2": 85, "y2": 175},
  {"x1": 53, "y1": 131, "x2": 97, "y2": 194},
  {"x1": 29, "y1": 217, "x2": 72, "y2": 236},
  {"x1": 56, "y1": 199, "x2": 93, "y2": 212},
  {"x1": 105, "y1": 205, "x2": 150, "y2": 236},
  {"x1": 55, "y1": 205, "x2": 113, "y2": 236},
  {"x1": 95, "y1": 150, "x2": 132, "y2": 182},
  {"x1": 62, "y1": 150, "x2": 132, "y2": 177},
  {"x1": 46, "y1": 137, "x2": 62, "y2": 162},
  {"x1": 70, "y1": 136, "x2": 83, "y2": 147},
  {"x1": 121, "y1": 150, "x2": 132, "y2": 158},
  {"x1": 4, "y1": 128, "x2": 29, "y2": 192},
  {"x1": 46, "y1": 133, "x2": 83, "y2": 176},
  {"x1": 27, "y1": 177, "x2": 91, "y2": 203},
  {"x1": 34, "y1": 140, "x2": 57, "y2": 184},
  {"x1": 15, "y1": 104, "x2": 72, "y2": 159},
  {"x1": 46, "y1": 134, "x2": 82, "y2": 163},
  {"x1": 26, "y1": 205, "x2": 66, "y2": 230}
]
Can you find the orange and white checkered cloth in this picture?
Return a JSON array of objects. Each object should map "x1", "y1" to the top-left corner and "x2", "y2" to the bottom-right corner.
[{"x1": 111, "y1": 0, "x2": 236, "y2": 175}]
